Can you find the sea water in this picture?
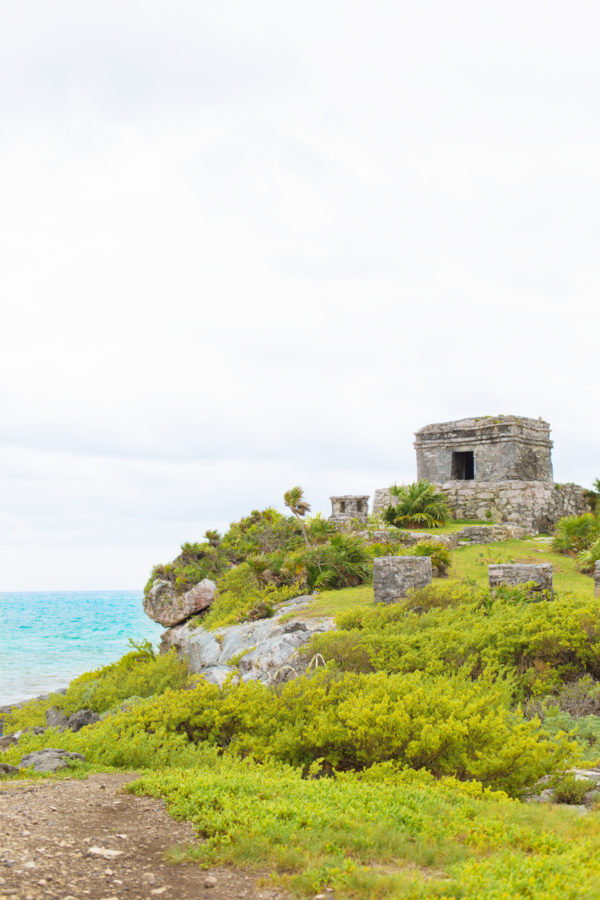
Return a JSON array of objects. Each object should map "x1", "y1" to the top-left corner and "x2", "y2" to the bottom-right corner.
[{"x1": 0, "y1": 591, "x2": 164, "y2": 706}]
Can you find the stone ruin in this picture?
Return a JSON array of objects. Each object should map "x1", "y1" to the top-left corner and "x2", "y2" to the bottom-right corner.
[
  {"x1": 329, "y1": 495, "x2": 369, "y2": 524},
  {"x1": 595, "y1": 561, "x2": 600, "y2": 599},
  {"x1": 488, "y1": 563, "x2": 554, "y2": 599},
  {"x1": 414, "y1": 415, "x2": 554, "y2": 483},
  {"x1": 372, "y1": 415, "x2": 590, "y2": 534},
  {"x1": 373, "y1": 556, "x2": 432, "y2": 603}
]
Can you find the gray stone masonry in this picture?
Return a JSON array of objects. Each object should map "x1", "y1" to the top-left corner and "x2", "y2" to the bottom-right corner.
[
  {"x1": 488, "y1": 563, "x2": 554, "y2": 598},
  {"x1": 373, "y1": 482, "x2": 589, "y2": 535},
  {"x1": 329, "y1": 495, "x2": 369, "y2": 523},
  {"x1": 373, "y1": 556, "x2": 432, "y2": 604},
  {"x1": 414, "y1": 416, "x2": 553, "y2": 483},
  {"x1": 457, "y1": 524, "x2": 526, "y2": 544},
  {"x1": 595, "y1": 561, "x2": 600, "y2": 599}
]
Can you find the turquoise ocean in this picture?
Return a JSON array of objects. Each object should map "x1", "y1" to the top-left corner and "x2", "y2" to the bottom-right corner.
[{"x1": 0, "y1": 591, "x2": 164, "y2": 707}]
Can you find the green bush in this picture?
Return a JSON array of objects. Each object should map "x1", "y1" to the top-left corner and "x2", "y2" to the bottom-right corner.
[
  {"x1": 201, "y1": 563, "x2": 301, "y2": 630},
  {"x1": 299, "y1": 533, "x2": 372, "y2": 591},
  {"x1": 382, "y1": 481, "x2": 450, "y2": 529},
  {"x1": 552, "y1": 514, "x2": 600, "y2": 555},
  {"x1": 30, "y1": 668, "x2": 572, "y2": 795},
  {"x1": 577, "y1": 538, "x2": 600, "y2": 574},
  {"x1": 410, "y1": 539, "x2": 451, "y2": 575},
  {"x1": 307, "y1": 584, "x2": 600, "y2": 698},
  {"x1": 553, "y1": 774, "x2": 596, "y2": 805}
]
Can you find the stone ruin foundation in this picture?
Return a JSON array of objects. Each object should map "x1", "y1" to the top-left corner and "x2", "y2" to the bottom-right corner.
[
  {"x1": 329, "y1": 495, "x2": 369, "y2": 524},
  {"x1": 488, "y1": 563, "x2": 554, "y2": 599},
  {"x1": 595, "y1": 561, "x2": 600, "y2": 599},
  {"x1": 373, "y1": 556, "x2": 432, "y2": 604}
]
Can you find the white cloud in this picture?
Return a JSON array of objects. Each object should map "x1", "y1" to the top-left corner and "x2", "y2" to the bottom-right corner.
[{"x1": 1, "y1": 1, "x2": 598, "y2": 588}]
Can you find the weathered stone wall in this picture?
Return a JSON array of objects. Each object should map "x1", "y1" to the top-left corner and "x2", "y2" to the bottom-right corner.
[
  {"x1": 595, "y1": 561, "x2": 600, "y2": 599},
  {"x1": 488, "y1": 563, "x2": 554, "y2": 598},
  {"x1": 414, "y1": 416, "x2": 553, "y2": 483},
  {"x1": 373, "y1": 482, "x2": 590, "y2": 534},
  {"x1": 373, "y1": 556, "x2": 432, "y2": 603},
  {"x1": 456, "y1": 524, "x2": 526, "y2": 544}
]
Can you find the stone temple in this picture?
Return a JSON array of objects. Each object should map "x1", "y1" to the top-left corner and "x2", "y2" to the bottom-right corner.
[
  {"x1": 371, "y1": 415, "x2": 590, "y2": 533},
  {"x1": 414, "y1": 416, "x2": 553, "y2": 484}
]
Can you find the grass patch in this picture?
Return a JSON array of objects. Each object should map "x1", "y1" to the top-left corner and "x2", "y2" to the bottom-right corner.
[
  {"x1": 127, "y1": 756, "x2": 600, "y2": 899},
  {"x1": 450, "y1": 539, "x2": 595, "y2": 596}
]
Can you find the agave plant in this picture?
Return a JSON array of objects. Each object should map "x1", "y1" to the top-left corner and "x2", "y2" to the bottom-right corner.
[{"x1": 382, "y1": 480, "x2": 450, "y2": 529}]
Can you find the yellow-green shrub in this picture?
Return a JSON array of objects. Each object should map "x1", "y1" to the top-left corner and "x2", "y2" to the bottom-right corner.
[
  {"x1": 20, "y1": 668, "x2": 573, "y2": 795},
  {"x1": 309, "y1": 586, "x2": 600, "y2": 697}
]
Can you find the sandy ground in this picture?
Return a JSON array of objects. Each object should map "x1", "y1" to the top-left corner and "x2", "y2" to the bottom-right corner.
[{"x1": 0, "y1": 774, "x2": 290, "y2": 900}]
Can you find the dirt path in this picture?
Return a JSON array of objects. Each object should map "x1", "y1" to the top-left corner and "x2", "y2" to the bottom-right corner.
[{"x1": 0, "y1": 774, "x2": 288, "y2": 900}]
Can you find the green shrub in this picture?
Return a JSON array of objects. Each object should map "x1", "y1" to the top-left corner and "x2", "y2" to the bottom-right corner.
[
  {"x1": 382, "y1": 481, "x2": 450, "y2": 529},
  {"x1": 410, "y1": 539, "x2": 451, "y2": 575},
  {"x1": 297, "y1": 533, "x2": 372, "y2": 591},
  {"x1": 32, "y1": 668, "x2": 573, "y2": 795},
  {"x1": 552, "y1": 514, "x2": 600, "y2": 555},
  {"x1": 308, "y1": 585, "x2": 600, "y2": 698},
  {"x1": 577, "y1": 538, "x2": 600, "y2": 574},
  {"x1": 202, "y1": 563, "x2": 301, "y2": 630},
  {"x1": 553, "y1": 774, "x2": 596, "y2": 805}
]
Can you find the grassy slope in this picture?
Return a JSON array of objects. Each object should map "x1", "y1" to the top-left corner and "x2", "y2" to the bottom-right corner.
[{"x1": 308, "y1": 537, "x2": 595, "y2": 619}]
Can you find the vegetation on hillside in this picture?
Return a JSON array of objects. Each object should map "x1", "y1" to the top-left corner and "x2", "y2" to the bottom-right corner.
[{"x1": 5, "y1": 496, "x2": 600, "y2": 898}]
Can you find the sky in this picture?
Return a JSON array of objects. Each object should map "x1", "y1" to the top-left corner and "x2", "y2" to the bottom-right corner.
[{"x1": 1, "y1": 0, "x2": 599, "y2": 590}]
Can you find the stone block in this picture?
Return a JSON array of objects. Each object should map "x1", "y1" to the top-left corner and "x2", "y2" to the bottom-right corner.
[
  {"x1": 488, "y1": 563, "x2": 553, "y2": 598},
  {"x1": 373, "y1": 556, "x2": 432, "y2": 604},
  {"x1": 595, "y1": 561, "x2": 600, "y2": 599}
]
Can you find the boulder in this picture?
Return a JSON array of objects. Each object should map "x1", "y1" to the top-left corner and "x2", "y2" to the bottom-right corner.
[
  {"x1": 0, "y1": 732, "x2": 19, "y2": 750},
  {"x1": 160, "y1": 595, "x2": 334, "y2": 684},
  {"x1": 143, "y1": 578, "x2": 217, "y2": 627},
  {"x1": 46, "y1": 706, "x2": 68, "y2": 729},
  {"x1": 0, "y1": 762, "x2": 18, "y2": 776},
  {"x1": 66, "y1": 709, "x2": 100, "y2": 732},
  {"x1": 18, "y1": 749, "x2": 85, "y2": 773}
]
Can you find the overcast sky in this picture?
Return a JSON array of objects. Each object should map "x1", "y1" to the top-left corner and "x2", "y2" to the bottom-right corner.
[{"x1": 1, "y1": 0, "x2": 598, "y2": 590}]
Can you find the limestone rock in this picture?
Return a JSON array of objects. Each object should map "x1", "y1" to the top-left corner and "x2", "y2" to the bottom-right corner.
[
  {"x1": 0, "y1": 762, "x2": 18, "y2": 776},
  {"x1": 18, "y1": 749, "x2": 85, "y2": 773},
  {"x1": 143, "y1": 578, "x2": 216, "y2": 627},
  {"x1": 373, "y1": 556, "x2": 432, "y2": 603},
  {"x1": 66, "y1": 709, "x2": 100, "y2": 732},
  {"x1": 160, "y1": 595, "x2": 334, "y2": 684},
  {"x1": 0, "y1": 733, "x2": 19, "y2": 750},
  {"x1": 45, "y1": 707, "x2": 68, "y2": 729},
  {"x1": 595, "y1": 561, "x2": 600, "y2": 599}
]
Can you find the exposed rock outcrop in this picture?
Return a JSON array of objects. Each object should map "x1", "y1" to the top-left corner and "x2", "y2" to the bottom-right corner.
[
  {"x1": 160, "y1": 595, "x2": 334, "y2": 685},
  {"x1": 18, "y1": 749, "x2": 85, "y2": 773},
  {"x1": 143, "y1": 578, "x2": 216, "y2": 627}
]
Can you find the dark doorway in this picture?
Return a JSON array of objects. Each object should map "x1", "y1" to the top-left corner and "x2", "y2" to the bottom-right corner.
[{"x1": 452, "y1": 451, "x2": 475, "y2": 480}]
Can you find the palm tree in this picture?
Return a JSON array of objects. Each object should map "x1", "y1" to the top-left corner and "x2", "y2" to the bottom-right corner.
[
  {"x1": 382, "y1": 480, "x2": 450, "y2": 529},
  {"x1": 284, "y1": 486, "x2": 312, "y2": 549}
]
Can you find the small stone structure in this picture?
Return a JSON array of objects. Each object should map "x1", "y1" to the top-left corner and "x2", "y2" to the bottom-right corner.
[
  {"x1": 329, "y1": 495, "x2": 369, "y2": 524},
  {"x1": 414, "y1": 416, "x2": 553, "y2": 483},
  {"x1": 373, "y1": 556, "x2": 432, "y2": 603},
  {"x1": 595, "y1": 561, "x2": 600, "y2": 599},
  {"x1": 373, "y1": 415, "x2": 590, "y2": 534},
  {"x1": 488, "y1": 563, "x2": 553, "y2": 598}
]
